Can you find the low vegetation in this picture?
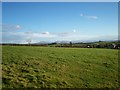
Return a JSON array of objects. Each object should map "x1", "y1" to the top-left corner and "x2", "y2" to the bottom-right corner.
[
  {"x1": 2, "y1": 41, "x2": 120, "y2": 49},
  {"x1": 2, "y1": 46, "x2": 119, "y2": 88}
]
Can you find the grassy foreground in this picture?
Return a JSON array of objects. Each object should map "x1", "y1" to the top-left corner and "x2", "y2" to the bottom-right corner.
[{"x1": 2, "y1": 46, "x2": 119, "y2": 88}]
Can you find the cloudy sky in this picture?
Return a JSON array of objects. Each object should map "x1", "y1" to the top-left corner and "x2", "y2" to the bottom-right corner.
[{"x1": 2, "y1": 2, "x2": 118, "y2": 43}]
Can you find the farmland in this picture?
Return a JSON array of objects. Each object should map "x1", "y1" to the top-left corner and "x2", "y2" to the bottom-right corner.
[{"x1": 2, "y1": 46, "x2": 119, "y2": 88}]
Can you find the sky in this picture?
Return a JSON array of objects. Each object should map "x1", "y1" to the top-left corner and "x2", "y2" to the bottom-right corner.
[
  {"x1": 2, "y1": 0, "x2": 120, "y2": 2},
  {"x1": 2, "y1": 2, "x2": 118, "y2": 43}
]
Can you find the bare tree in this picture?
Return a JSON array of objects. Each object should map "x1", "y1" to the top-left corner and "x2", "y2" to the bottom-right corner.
[
  {"x1": 25, "y1": 31, "x2": 32, "y2": 46},
  {"x1": 26, "y1": 39, "x2": 31, "y2": 45}
]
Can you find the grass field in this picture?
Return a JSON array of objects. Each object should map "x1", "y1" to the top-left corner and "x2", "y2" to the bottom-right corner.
[{"x1": 2, "y1": 46, "x2": 119, "y2": 88}]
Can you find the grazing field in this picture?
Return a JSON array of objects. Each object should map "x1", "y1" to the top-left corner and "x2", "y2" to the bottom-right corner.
[{"x1": 2, "y1": 46, "x2": 119, "y2": 88}]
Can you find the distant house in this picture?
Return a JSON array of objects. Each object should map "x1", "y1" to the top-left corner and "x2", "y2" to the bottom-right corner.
[
  {"x1": 115, "y1": 44, "x2": 120, "y2": 49},
  {"x1": 112, "y1": 43, "x2": 116, "y2": 48},
  {"x1": 108, "y1": 43, "x2": 116, "y2": 49},
  {"x1": 87, "y1": 45, "x2": 90, "y2": 48},
  {"x1": 86, "y1": 45, "x2": 92, "y2": 48}
]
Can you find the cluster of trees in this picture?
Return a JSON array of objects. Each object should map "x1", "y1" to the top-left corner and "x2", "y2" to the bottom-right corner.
[
  {"x1": 1, "y1": 41, "x2": 120, "y2": 49},
  {"x1": 49, "y1": 41, "x2": 120, "y2": 49}
]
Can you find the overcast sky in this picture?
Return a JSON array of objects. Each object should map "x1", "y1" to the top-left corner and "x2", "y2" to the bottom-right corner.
[{"x1": 2, "y1": 2, "x2": 118, "y2": 43}]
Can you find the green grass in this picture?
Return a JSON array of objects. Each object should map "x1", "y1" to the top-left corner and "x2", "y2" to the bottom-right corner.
[{"x1": 2, "y1": 46, "x2": 119, "y2": 88}]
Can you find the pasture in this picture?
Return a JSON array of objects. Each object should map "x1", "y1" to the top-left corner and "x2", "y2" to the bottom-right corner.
[{"x1": 2, "y1": 46, "x2": 119, "y2": 88}]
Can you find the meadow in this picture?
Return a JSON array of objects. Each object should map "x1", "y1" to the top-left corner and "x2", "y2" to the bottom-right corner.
[{"x1": 2, "y1": 46, "x2": 119, "y2": 88}]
